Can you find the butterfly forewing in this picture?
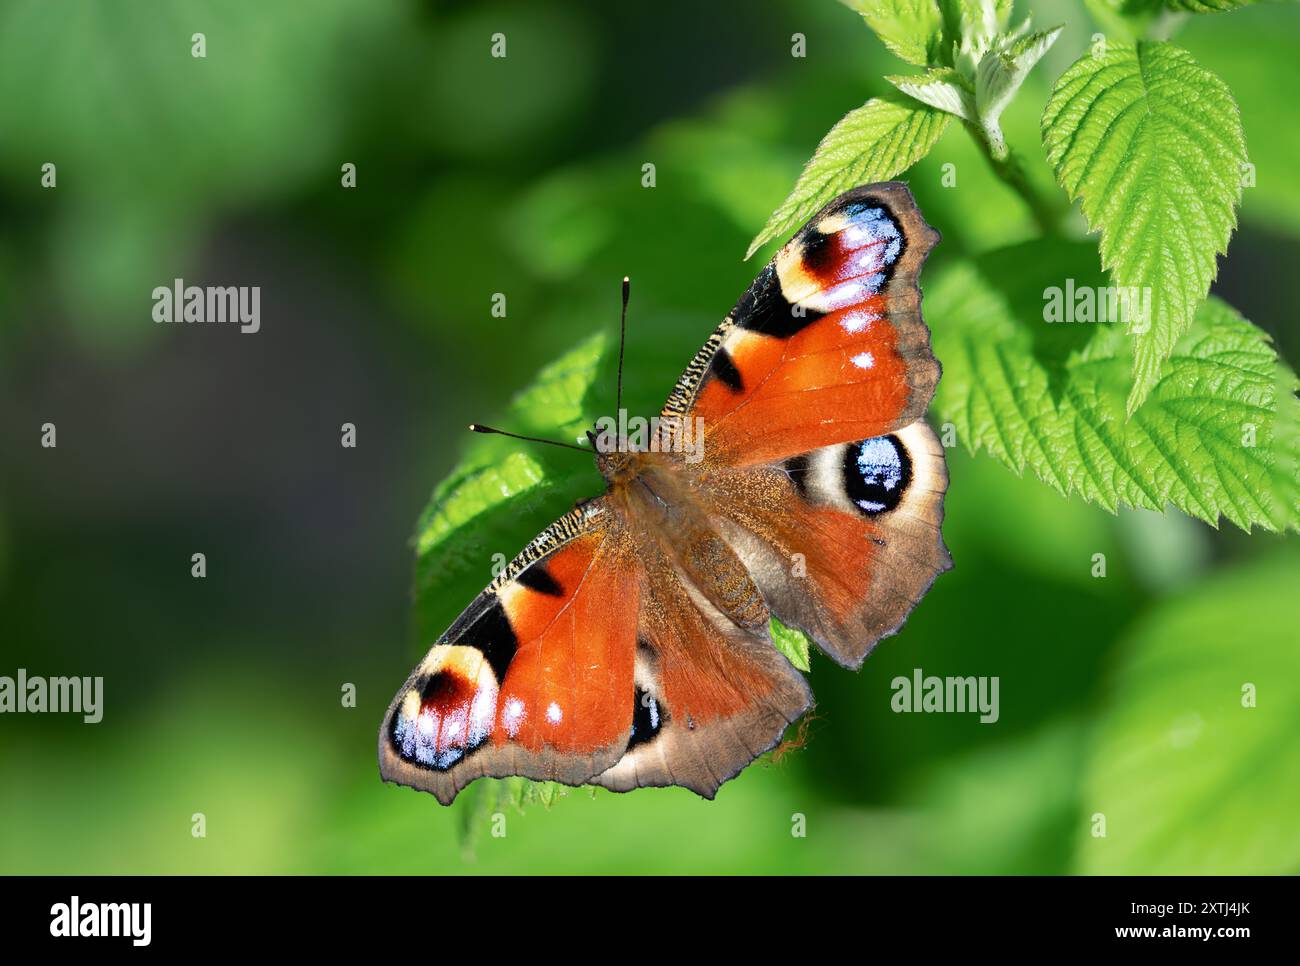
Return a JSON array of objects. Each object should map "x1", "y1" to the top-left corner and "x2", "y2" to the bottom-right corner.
[
  {"x1": 664, "y1": 181, "x2": 941, "y2": 467},
  {"x1": 379, "y1": 502, "x2": 642, "y2": 804}
]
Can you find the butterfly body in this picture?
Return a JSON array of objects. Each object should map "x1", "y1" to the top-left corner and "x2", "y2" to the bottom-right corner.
[{"x1": 382, "y1": 182, "x2": 950, "y2": 804}]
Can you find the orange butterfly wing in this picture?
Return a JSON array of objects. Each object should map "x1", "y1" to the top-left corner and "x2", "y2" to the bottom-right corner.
[
  {"x1": 663, "y1": 181, "x2": 941, "y2": 466},
  {"x1": 379, "y1": 504, "x2": 642, "y2": 804},
  {"x1": 592, "y1": 512, "x2": 812, "y2": 798},
  {"x1": 379, "y1": 498, "x2": 812, "y2": 803},
  {"x1": 704, "y1": 421, "x2": 951, "y2": 668},
  {"x1": 662, "y1": 181, "x2": 951, "y2": 667}
]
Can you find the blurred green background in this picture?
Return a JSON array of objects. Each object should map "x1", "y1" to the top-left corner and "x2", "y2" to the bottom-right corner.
[{"x1": 0, "y1": 0, "x2": 1297, "y2": 874}]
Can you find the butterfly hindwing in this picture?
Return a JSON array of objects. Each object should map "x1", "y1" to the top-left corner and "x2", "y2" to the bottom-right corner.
[
  {"x1": 703, "y1": 420, "x2": 950, "y2": 668},
  {"x1": 591, "y1": 534, "x2": 812, "y2": 798},
  {"x1": 664, "y1": 181, "x2": 941, "y2": 467},
  {"x1": 379, "y1": 502, "x2": 642, "y2": 804}
]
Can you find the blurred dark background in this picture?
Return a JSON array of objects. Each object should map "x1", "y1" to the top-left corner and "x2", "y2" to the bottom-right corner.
[{"x1": 0, "y1": 0, "x2": 1296, "y2": 873}]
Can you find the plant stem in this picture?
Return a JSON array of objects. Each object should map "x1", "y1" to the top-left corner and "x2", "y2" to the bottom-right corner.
[
  {"x1": 966, "y1": 120, "x2": 1063, "y2": 238},
  {"x1": 1149, "y1": 10, "x2": 1188, "y2": 43}
]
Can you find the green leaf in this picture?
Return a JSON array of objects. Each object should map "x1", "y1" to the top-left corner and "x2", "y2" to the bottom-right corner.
[
  {"x1": 929, "y1": 242, "x2": 1300, "y2": 533},
  {"x1": 894, "y1": 6, "x2": 1059, "y2": 161},
  {"x1": 413, "y1": 452, "x2": 547, "y2": 559},
  {"x1": 945, "y1": 0, "x2": 1015, "y2": 76},
  {"x1": 943, "y1": 0, "x2": 1013, "y2": 39},
  {"x1": 887, "y1": 67, "x2": 976, "y2": 121},
  {"x1": 747, "y1": 94, "x2": 951, "y2": 259},
  {"x1": 840, "y1": 0, "x2": 946, "y2": 66},
  {"x1": 1076, "y1": 552, "x2": 1300, "y2": 873},
  {"x1": 770, "y1": 618, "x2": 812, "y2": 673},
  {"x1": 1041, "y1": 42, "x2": 1247, "y2": 413},
  {"x1": 971, "y1": 24, "x2": 1063, "y2": 156},
  {"x1": 975, "y1": 27, "x2": 1063, "y2": 129}
]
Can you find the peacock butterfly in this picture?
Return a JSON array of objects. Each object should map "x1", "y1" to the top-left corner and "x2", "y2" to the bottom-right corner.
[{"x1": 379, "y1": 182, "x2": 951, "y2": 804}]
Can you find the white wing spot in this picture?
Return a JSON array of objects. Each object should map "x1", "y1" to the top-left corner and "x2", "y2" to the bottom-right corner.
[
  {"x1": 503, "y1": 696, "x2": 526, "y2": 736},
  {"x1": 841, "y1": 310, "x2": 879, "y2": 334}
]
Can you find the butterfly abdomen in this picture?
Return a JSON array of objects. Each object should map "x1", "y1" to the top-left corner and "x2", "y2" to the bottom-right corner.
[{"x1": 676, "y1": 527, "x2": 769, "y2": 632}]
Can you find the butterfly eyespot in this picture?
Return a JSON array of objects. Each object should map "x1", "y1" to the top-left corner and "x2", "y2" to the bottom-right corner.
[
  {"x1": 628, "y1": 686, "x2": 665, "y2": 749},
  {"x1": 389, "y1": 645, "x2": 498, "y2": 771},
  {"x1": 843, "y1": 434, "x2": 911, "y2": 516}
]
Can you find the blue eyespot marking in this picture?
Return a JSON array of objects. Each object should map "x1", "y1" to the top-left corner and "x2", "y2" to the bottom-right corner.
[
  {"x1": 843, "y1": 435, "x2": 911, "y2": 516},
  {"x1": 628, "y1": 686, "x2": 665, "y2": 750},
  {"x1": 841, "y1": 204, "x2": 903, "y2": 267}
]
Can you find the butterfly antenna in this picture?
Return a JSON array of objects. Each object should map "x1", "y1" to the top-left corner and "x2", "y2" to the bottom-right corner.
[
  {"x1": 468, "y1": 424, "x2": 589, "y2": 454},
  {"x1": 616, "y1": 276, "x2": 630, "y2": 414}
]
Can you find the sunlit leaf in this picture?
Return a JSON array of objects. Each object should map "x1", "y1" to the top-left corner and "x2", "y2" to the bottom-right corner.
[
  {"x1": 747, "y1": 94, "x2": 951, "y2": 259},
  {"x1": 770, "y1": 618, "x2": 813, "y2": 672},
  {"x1": 1041, "y1": 43, "x2": 1247, "y2": 412},
  {"x1": 887, "y1": 67, "x2": 975, "y2": 121},
  {"x1": 974, "y1": 26, "x2": 1062, "y2": 132},
  {"x1": 930, "y1": 243, "x2": 1300, "y2": 532},
  {"x1": 840, "y1": 0, "x2": 947, "y2": 66}
]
